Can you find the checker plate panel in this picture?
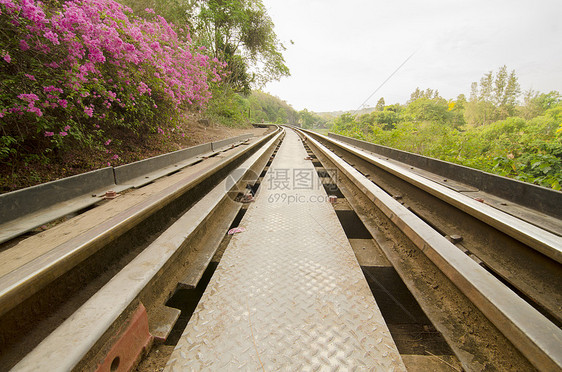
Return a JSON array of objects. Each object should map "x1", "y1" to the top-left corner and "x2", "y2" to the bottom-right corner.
[{"x1": 165, "y1": 130, "x2": 405, "y2": 371}]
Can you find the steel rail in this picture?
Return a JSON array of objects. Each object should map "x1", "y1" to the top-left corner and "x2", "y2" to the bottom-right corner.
[
  {"x1": 302, "y1": 129, "x2": 562, "y2": 325},
  {"x1": 0, "y1": 127, "x2": 281, "y2": 319},
  {"x1": 328, "y1": 132, "x2": 562, "y2": 221},
  {"x1": 12, "y1": 129, "x2": 284, "y2": 371},
  {"x1": 0, "y1": 135, "x2": 254, "y2": 245},
  {"x1": 306, "y1": 132, "x2": 562, "y2": 264},
  {"x1": 298, "y1": 129, "x2": 562, "y2": 371},
  {"x1": 162, "y1": 128, "x2": 406, "y2": 371}
]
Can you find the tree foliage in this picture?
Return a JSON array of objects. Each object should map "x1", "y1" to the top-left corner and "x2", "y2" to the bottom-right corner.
[
  {"x1": 208, "y1": 90, "x2": 328, "y2": 128},
  {"x1": 298, "y1": 109, "x2": 327, "y2": 129},
  {"x1": 246, "y1": 91, "x2": 297, "y2": 124},
  {"x1": 193, "y1": 0, "x2": 289, "y2": 93},
  {"x1": 0, "y1": 0, "x2": 222, "y2": 163},
  {"x1": 129, "y1": 0, "x2": 290, "y2": 94},
  {"x1": 465, "y1": 65, "x2": 521, "y2": 125},
  {"x1": 119, "y1": 0, "x2": 291, "y2": 123},
  {"x1": 330, "y1": 68, "x2": 562, "y2": 190}
]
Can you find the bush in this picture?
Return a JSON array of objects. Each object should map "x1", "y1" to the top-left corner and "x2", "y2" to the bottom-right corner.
[
  {"x1": 0, "y1": 0, "x2": 224, "y2": 161},
  {"x1": 333, "y1": 105, "x2": 562, "y2": 190}
]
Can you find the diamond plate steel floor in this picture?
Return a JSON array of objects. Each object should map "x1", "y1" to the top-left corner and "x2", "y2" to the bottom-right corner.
[{"x1": 165, "y1": 129, "x2": 405, "y2": 371}]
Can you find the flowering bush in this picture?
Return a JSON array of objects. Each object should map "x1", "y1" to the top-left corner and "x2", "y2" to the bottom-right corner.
[{"x1": 0, "y1": 0, "x2": 225, "y2": 161}]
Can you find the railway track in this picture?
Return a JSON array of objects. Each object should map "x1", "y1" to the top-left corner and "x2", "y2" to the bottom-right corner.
[
  {"x1": 297, "y1": 128, "x2": 562, "y2": 371},
  {"x1": 0, "y1": 126, "x2": 560, "y2": 371}
]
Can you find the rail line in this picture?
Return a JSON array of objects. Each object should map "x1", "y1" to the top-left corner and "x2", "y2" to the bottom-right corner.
[
  {"x1": 0, "y1": 126, "x2": 282, "y2": 370},
  {"x1": 0, "y1": 126, "x2": 560, "y2": 371},
  {"x1": 297, "y1": 128, "x2": 561, "y2": 371}
]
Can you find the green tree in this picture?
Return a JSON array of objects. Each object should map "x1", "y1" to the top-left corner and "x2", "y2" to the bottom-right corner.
[
  {"x1": 331, "y1": 113, "x2": 359, "y2": 135},
  {"x1": 465, "y1": 66, "x2": 521, "y2": 125},
  {"x1": 372, "y1": 105, "x2": 402, "y2": 130},
  {"x1": 408, "y1": 88, "x2": 439, "y2": 103},
  {"x1": 247, "y1": 91, "x2": 298, "y2": 124},
  {"x1": 192, "y1": 0, "x2": 289, "y2": 93},
  {"x1": 404, "y1": 88, "x2": 462, "y2": 126},
  {"x1": 299, "y1": 110, "x2": 328, "y2": 129},
  {"x1": 408, "y1": 87, "x2": 423, "y2": 102},
  {"x1": 298, "y1": 109, "x2": 317, "y2": 129},
  {"x1": 493, "y1": 65, "x2": 520, "y2": 117},
  {"x1": 375, "y1": 97, "x2": 385, "y2": 111},
  {"x1": 444, "y1": 94, "x2": 466, "y2": 128},
  {"x1": 275, "y1": 107, "x2": 288, "y2": 124},
  {"x1": 519, "y1": 90, "x2": 561, "y2": 119},
  {"x1": 406, "y1": 97, "x2": 450, "y2": 123},
  {"x1": 465, "y1": 85, "x2": 495, "y2": 126}
]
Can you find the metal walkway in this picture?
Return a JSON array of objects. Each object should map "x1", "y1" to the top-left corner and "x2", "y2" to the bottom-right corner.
[{"x1": 165, "y1": 130, "x2": 405, "y2": 371}]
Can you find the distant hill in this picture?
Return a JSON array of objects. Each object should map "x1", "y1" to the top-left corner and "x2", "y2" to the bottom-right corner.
[{"x1": 315, "y1": 107, "x2": 377, "y2": 119}]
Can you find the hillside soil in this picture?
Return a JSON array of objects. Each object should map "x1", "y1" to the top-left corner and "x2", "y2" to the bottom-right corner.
[{"x1": 0, "y1": 116, "x2": 259, "y2": 194}]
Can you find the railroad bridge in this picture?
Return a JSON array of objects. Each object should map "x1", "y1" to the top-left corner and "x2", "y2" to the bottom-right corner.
[{"x1": 0, "y1": 126, "x2": 560, "y2": 371}]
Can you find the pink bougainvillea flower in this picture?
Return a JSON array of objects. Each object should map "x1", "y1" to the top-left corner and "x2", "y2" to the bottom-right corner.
[
  {"x1": 105, "y1": 139, "x2": 112, "y2": 145},
  {"x1": 59, "y1": 131, "x2": 67, "y2": 136},
  {"x1": 43, "y1": 86, "x2": 63, "y2": 94},
  {"x1": 0, "y1": 0, "x2": 224, "y2": 159},
  {"x1": 137, "y1": 81, "x2": 151, "y2": 95},
  {"x1": 43, "y1": 30, "x2": 60, "y2": 45},
  {"x1": 19, "y1": 40, "x2": 30, "y2": 51},
  {"x1": 111, "y1": 154, "x2": 119, "y2": 160},
  {"x1": 84, "y1": 105, "x2": 94, "y2": 117},
  {"x1": 18, "y1": 93, "x2": 39, "y2": 103}
]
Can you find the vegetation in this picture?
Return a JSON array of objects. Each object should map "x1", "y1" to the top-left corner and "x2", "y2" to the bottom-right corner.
[
  {"x1": 0, "y1": 0, "x2": 295, "y2": 191},
  {"x1": 2, "y1": 1, "x2": 558, "y2": 195},
  {"x1": 123, "y1": 0, "x2": 290, "y2": 93},
  {"x1": 120, "y1": 0, "x2": 291, "y2": 125},
  {"x1": 331, "y1": 67, "x2": 562, "y2": 190},
  {"x1": 1, "y1": 0, "x2": 224, "y2": 167},
  {"x1": 191, "y1": 0, "x2": 290, "y2": 92}
]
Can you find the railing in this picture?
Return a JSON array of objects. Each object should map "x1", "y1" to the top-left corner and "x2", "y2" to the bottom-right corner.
[{"x1": 0, "y1": 134, "x2": 253, "y2": 243}]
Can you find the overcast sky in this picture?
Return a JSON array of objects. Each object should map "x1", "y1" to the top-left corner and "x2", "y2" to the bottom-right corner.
[{"x1": 261, "y1": 0, "x2": 562, "y2": 113}]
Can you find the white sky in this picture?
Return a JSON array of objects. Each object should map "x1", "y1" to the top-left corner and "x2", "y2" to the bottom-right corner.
[{"x1": 261, "y1": 0, "x2": 562, "y2": 112}]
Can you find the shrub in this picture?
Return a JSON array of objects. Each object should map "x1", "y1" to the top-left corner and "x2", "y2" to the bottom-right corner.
[{"x1": 0, "y1": 0, "x2": 225, "y2": 160}]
